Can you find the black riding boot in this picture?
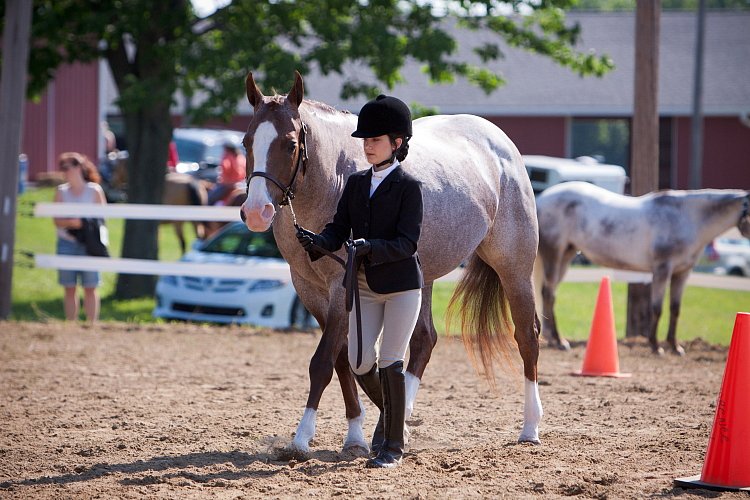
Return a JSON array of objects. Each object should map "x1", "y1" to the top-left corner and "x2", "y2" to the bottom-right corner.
[
  {"x1": 353, "y1": 365, "x2": 385, "y2": 455},
  {"x1": 366, "y1": 361, "x2": 405, "y2": 469}
]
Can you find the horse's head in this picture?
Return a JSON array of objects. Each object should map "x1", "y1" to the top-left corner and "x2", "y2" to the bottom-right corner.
[
  {"x1": 240, "y1": 71, "x2": 307, "y2": 232},
  {"x1": 739, "y1": 193, "x2": 750, "y2": 238}
]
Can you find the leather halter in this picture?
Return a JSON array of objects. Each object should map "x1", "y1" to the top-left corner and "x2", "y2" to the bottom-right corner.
[{"x1": 246, "y1": 121, "x2": 308, "y2": 206}]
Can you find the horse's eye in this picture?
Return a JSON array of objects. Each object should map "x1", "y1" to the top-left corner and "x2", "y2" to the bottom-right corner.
[{"x1": 288, "y1": 142, "x2": 297, "y2": 154}]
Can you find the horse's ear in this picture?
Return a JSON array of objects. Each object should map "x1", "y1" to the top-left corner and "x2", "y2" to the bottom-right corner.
[
  {"x1": 287, "y1": 71, "x2": 304, "y2": 109},
  {"x1": 246, "y1": 73, "x2": 264, "y2": 109}
]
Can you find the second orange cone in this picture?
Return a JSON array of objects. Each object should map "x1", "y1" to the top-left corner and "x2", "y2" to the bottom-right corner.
[{"x1": 572, "y1": 276, "x2": 631, "y2": 378}]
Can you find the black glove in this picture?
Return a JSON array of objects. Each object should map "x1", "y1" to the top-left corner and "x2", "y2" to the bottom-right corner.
[
  {"x1": 350, "y1": 238, "x2": 371, "y2": 257},
  {"x1": 296, "y1": 227, "x2": 318, "y2": 252}
]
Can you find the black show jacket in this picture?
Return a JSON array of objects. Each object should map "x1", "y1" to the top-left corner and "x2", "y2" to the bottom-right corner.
[{"x1": 312, "y1": 165, "x2": 424, "y2": 294}]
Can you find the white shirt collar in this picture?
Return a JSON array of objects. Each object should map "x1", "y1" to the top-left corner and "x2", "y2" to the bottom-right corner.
[{"x1": 371, "y1": 159, "x2": 400, "y2": 179}]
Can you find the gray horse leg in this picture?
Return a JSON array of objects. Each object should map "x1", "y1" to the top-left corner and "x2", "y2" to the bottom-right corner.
[
  {"x1": 666, "y1": 270, "x2": 690, "y2": 356},
  {"x1": 648, "y1": 263, "x2": 672, "y2": 355},
  {"x1": 539, "y1": 244, "x2": 576, "y2": 350},
  {"x1": 405, "y1": 284, "x2": 438, "y2": 420}
]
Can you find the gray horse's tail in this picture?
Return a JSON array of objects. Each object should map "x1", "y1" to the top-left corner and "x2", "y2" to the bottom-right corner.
[{"x1": 446, "y1": 253, "x2": 516, "y2": 387}]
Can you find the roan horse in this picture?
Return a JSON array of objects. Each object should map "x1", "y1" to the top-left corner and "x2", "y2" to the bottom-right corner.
[
  {"x1": 536, "y1": 181, "x2": 750, "y2": 354},
  {"x1": 240, "y1": 71, "x2": 543, "y2": 457}
]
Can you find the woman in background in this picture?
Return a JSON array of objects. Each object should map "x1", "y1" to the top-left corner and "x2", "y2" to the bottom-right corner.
[{"x1": 52, "y1": 152, "x2": 107, "y2": 322}]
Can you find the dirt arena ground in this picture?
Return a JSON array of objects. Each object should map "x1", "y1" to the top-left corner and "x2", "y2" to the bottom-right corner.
[{"x1": 1, "y1": 321, "x2": 746, "y2": 499}]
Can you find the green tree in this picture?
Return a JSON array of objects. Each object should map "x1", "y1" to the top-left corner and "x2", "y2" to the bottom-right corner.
[
  {"x1": 10, "y1": 0, "x2": 614, "y2": 298},
  {"x1": 571, "y1": 0, "x2": 749, "y2": 9}
]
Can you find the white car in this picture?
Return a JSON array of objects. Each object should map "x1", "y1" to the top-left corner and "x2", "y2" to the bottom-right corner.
[
  {"x1": 695, "y1": 237, "x2": 750, "y2": 277},
  {"x1": 153, "y1": 222, "x2": 317, "y2": 328},
  {"x1": 523, "y1": 155, "x2": 628, "y2": 195}
]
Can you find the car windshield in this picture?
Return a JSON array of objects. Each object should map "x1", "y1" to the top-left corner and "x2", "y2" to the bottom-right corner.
[
  {"x1": 201, "y1": 226, "x2": 282, "y2": 259},
  {"x1": 174, "y1": 138, "x2": 226, "y2": 165},
  {"x1": 174, "y1": 138, "x2": 206, "y2": 163}
]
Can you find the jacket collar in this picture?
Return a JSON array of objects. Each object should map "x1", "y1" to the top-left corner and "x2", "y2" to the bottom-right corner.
[{"x1": 362, "y1": 164, "x2": 404, "y2": 200}]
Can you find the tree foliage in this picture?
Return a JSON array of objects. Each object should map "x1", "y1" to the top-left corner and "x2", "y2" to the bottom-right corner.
[{"x1": 8, "y1": 0, "x2": 615, "y2": 297}]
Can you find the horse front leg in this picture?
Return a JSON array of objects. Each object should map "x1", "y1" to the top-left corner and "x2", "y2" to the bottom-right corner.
[
  {"x1": 334, "y1": 344, "x2": 369, "y2": 454},
  {"x1": 666, "y1": 270, "x2": 690, "y2": 356},
  {"x1": 287, "y1": 308, "x2": 348, "y2": 458}
]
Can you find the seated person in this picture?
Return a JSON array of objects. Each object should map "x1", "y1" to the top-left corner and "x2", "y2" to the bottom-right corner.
[{"x1": 208, "y1": 142, "x2": 246, "y2": 205}]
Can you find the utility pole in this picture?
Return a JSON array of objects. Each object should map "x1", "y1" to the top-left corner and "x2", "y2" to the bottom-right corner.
[
  {"x1": 0, "y1": 0, "x2": 33, "y2": 319},
  {"x1": 626, "y1": 0, "x2": 661, "y2": 338},
  {"x1": 689, "y1": 0, "x2": 707, "y2": 189}
]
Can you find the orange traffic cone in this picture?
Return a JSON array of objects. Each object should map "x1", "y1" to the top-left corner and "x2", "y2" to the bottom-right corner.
[
  {"x1": 572, "y1": 276, "x2": 631, "y2": 378},
  {"x1": 675, "y1": 312, "x2": 750, "y2": 492}
]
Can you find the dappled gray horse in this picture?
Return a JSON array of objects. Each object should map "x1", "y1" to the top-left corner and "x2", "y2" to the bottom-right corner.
[
  {"x1": 536, "y1": 181, "x2": 750, "y2": 354},
  {"x1": 240, "y1": 72, "x2": 542, "y2": 457}
]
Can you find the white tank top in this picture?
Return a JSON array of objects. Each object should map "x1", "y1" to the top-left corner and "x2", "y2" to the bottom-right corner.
[{"x1": 56, "y1": 183, "x2": 100, "y2": 241}]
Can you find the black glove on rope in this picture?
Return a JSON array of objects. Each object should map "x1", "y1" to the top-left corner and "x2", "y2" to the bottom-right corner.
[
  {"x1": 349, "y1": 238, "x2": 371, "y2": 257},
  {"x1": 296, "y1": 227, "x2": 319, "y2": 253}
]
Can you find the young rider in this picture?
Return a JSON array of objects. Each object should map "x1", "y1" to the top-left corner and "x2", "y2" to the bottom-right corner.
[{"x1": 296, "y1": 95, "x2": 423, "y2": 468}]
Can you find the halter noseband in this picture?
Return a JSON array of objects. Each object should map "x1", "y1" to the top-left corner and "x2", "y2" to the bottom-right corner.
[{"x1": 247, "y1": 121, "x2": 308, "y2": 206}]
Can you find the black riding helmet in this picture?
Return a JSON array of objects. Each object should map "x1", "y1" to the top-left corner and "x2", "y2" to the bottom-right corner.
[{"x1": 351, "y1": 94, "x2": 412, "y2": 138}]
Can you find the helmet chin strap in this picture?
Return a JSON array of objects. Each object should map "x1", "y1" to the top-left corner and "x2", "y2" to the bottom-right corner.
[
  {"x1": 374, "y1": 137, "x2": 408, "y2": 168},
  {"x1": 375, "y1": 153, "x2": 396, "y2": 168}
]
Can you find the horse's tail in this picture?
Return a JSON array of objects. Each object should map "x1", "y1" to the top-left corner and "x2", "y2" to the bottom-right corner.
[{"x1": 446, "y1": 253, "x2": 516, "y2": 387}]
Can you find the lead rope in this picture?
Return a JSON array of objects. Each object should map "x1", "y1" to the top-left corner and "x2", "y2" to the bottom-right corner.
[{"x1": 287, "y1": 199, "x2": 364, "y2": 368}]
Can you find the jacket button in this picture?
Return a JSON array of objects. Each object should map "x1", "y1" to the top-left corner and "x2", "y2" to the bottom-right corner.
[{"x1": 364, "y1": 222, "x2": 369, "y2": 228}]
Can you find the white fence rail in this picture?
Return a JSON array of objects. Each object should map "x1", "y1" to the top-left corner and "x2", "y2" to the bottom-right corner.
[
  {"x1": 30, "y1": 203, "x2": 750, "y2": 290},
  {"x1": 32, "y1": 202, "x2": 294, "y2": 280}
]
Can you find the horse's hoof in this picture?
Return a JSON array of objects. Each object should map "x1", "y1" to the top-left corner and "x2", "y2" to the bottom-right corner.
[
  {"x1": 518, "y1": 434, "x2": 542, "y2": 445},
  {"x1": 342, "y1": 440, "x2": 370, "y2": 455},
  {"x1": 557, "y1": 338, "x2": 571, "y2": 351},
  {"x1": 652, "y1": 346, "x2": 665, "y2": 356},
  {"x1": 278, "y1": 443, "x2": 311, "y2": 462},
  {"x1": 341, "y1": 442, "x2": 369, "y2": 459},
  {"x1": 671, "y1": 345, "x2": 686, "y2": 356}
]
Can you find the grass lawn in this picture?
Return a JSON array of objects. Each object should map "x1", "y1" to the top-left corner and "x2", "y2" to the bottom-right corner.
[{"x1": 11, "y1": 187, "x2": 749, "y2": 345}]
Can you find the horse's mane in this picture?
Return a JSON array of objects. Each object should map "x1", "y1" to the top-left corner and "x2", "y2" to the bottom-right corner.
[
  {"x1": 264, "y1": 91, "x2": 352, "y2": 116},
  {"x1": 302, "y1": 98, "x2": 352, "y2": 116}
]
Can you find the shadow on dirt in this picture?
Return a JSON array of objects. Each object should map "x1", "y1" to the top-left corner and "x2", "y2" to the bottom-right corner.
[{"x1": 5, "y1": 448, "x2": 362, "y2": 489}]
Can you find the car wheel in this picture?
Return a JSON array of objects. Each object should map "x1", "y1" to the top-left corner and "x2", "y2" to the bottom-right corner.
[
  {"x1": 728, "y1": 267, "x2": 745, "y2": 277},
  {"x1": 290, "y1": 295, "x2": 313, "y2": 330}
]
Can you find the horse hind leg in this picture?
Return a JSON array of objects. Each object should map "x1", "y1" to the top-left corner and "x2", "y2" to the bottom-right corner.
[
  {"x1": 504, "y1": 275, "x2": 543, "y2": 444},
  {"x1": 471, "y1": 246, "x2": 543, "y2": 444}
]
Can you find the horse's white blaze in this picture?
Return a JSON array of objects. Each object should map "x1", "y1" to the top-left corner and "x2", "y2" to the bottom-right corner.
[
  {"x1": 246, "y1": 121, "x2": 277, "y2": 210},
  {"x1": 519, "y1": 379, "x2": 543, "y2": 443},
  {"x1": 343, "y1": 398, "x2": 368, "y2": 451},
  {"x1": 404, "y1": 372, "x2": 421, "y2": 420},
  {"x1": 290, "y1": 407, "x2": 316, "y2": 452}
]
